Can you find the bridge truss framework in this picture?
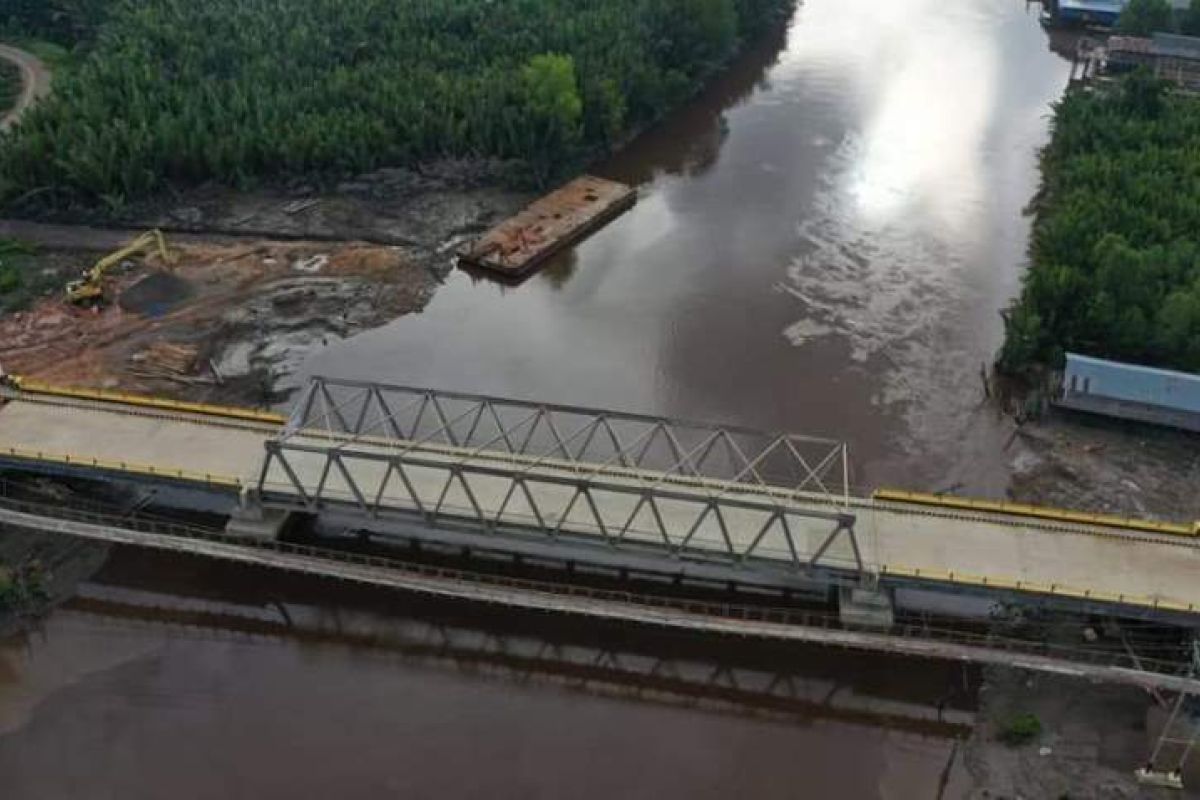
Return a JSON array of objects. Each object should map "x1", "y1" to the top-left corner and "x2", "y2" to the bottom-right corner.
[{"x1": 259, "y1": 378, "x2": 864, "y2": 577}]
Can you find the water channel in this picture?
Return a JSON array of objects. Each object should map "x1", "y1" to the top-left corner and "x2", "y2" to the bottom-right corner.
[{"x1": 1, "y1": 0, "x2": 1075, "y2": 795}]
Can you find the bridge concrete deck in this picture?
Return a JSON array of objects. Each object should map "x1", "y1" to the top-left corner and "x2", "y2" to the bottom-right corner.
[
  {"x1": 0, "y1": 394, "x2": 272, "y2": 486},
  {"x1": 259, "y1": 438, "x2": 1200, "y2": 613},
  {"x1": 3, "y1": 391, "x2": 1200, "y2": 616},
  {"x1": 0, "y1": 504, "x2": 1195, "y2": 694}
]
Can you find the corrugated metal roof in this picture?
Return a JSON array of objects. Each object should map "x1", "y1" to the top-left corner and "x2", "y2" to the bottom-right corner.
[
  {"x1": 1152, "y1": 32, "x2": 1200, "y2": 60},
  {"x1": 1108, "y1": 35, "x2": 1155, "y2": 54},
  {"x1": 1059, "y1": 0, "x2": 1124, "y2": 13},
  {"x1": 1059, "y1": 0, "x2": 1189, "y2": 16},
  {"x1": 1064, "y1": 353, "x2": 1200, "y2": 414}
]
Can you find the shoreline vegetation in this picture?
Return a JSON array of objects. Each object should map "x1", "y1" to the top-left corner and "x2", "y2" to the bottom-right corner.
[
  {"x1": 0, "y1": 58, "x2": 19, "y2": 116},
  {"x1": 1000, "y1": 71, "x2": 1200, "y2": 377},
  {"x1": 0, "y1": 0, "x2": 795, "y2": 212}
]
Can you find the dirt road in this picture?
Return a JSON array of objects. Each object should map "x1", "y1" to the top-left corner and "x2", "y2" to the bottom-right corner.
[{"x1": 0, "y1": 44, "x2": 51, "y2": 131}]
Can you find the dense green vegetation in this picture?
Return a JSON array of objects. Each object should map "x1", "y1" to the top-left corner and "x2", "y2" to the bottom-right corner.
[
  {"x1": 1, "y1": 0, "x2": 111, "y2": 45},
  {"x1": 0, "y1": 0, "x2": 793, "y2": 208},
  {"x1": 1183, "y1": 0, "x2": 1200, "y2": 35},
  {"x1": 0, "y1": 59, "x2": 18, "y2": 115},
  {"x1": 1117, "y1": 0, "x2": 1174, "y2": 35},
  {"x1": 1116, "y1": 0, "x2": 1200, "y2": 36},
  {"x1": 999, "y1": 73, "x2": 1200, "y2": 374}
]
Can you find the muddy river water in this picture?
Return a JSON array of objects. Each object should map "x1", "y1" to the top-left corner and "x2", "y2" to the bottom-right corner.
[
  {"x1": 301, "y1": 0, "x2": 1072, "y2": 495},
  {"x1": 2, "y1": 1, "x2": 1075, "y2": 796}
]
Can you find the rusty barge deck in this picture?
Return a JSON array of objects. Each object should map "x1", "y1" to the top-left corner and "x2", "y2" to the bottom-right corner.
[{"x1": 458, "y1": 176, "x2": 636, "y2": 277}]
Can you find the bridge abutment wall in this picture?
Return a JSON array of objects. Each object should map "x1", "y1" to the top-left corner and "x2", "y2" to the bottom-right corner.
[{"x1": 838, "y1": 585, "x2": 896, "y2": 630}]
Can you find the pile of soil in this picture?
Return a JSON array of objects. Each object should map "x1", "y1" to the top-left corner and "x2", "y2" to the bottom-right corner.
[{"x1": 118, "y1": 271, "x2": 194, "y2": 316}]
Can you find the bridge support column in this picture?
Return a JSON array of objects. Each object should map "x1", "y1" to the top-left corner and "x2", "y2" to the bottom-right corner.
[
  {"x1": 838, "y1": 584, "x2": 894, "y2": 631},
  {"x1": 225, "y1": 489, "x2": 292, "y2": 542}
]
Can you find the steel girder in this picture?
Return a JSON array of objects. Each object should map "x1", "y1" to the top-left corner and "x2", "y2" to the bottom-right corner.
[{"x1": 261, "y1": 378, "x2": 861, "y2": 575}]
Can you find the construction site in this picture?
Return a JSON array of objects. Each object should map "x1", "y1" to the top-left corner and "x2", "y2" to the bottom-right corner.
[{"x1": 0, "y1": 229, "x2": 435, "y2": 404}]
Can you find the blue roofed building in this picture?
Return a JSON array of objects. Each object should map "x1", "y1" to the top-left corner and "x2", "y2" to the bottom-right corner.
[
  {"x1": 1057, "y1": 0, "x2": 1126, "y2": 26},
  {"x1": 1053, "y1": 0, "x2": 1190, "y2": 27},
  {"x1": 1057, "y1": 353, "x2": 1200, "y2": 432}
]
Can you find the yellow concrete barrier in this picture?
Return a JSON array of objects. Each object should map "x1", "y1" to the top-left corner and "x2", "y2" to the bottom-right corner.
[
  {"x1": 13, "y1": 378, "x2": 286, "y2": 426},
  {"x1": 873, "y1": 488, "x2": 1195, "y2": 537},
  {"x1": 878, "y1": 562, "x2": 1177, "y2": 612},
  {"x1": 1, "y1": 445, "x2": 242, "y2": 489}
]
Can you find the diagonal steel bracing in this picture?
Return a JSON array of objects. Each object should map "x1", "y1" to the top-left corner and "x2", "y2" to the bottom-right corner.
[{"x1": 264, "y1": 378, "x2": 862, "y2": 576}]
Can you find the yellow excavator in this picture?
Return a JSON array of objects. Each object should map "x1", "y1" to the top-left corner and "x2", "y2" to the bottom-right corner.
[{"x1": 65, "y1": 229, "x2": 175, "y2": 305}]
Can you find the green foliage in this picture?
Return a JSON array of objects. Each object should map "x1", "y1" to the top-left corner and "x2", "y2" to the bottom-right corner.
[
  {"x1": 998, "y1": 713, "x2": 1043, "y2": 746},
  {"x1": 1116, "y1": 0, "x2": 1174, "y2": 35},
  {"x1": 1183, "y1": 0, "x2": 1200, "y2": 35},
  {"x1": 0, "y1": 559, "x2": 49, "y2": 613},
  {"x1": 0, "y1": 59, "x2": 18, "y2": 116},
  {"x1": 1, "y1": 0, "x2": 111, "y2": 45},
  {"x1": 0, "y1": 0, "x2": 793, "y2": 205},
  {"x1": 19, "y1": 40, "x2": 74, "y2": 72},
  {"x1": 521, "y1": 53, "x2": 584, "y2": 180},
  {"x1": 1120, "y1": 68, "x2": 1168, "y2": 118},
  {"x1": 0, "y1": 238, "x2": 35, "y2": 302},
  {"x1": 1000, "y1": 74, "x2": 1200, "y2": 374},
  {"x1": 0, "y1": 263, "x2": 19, "y2": 294}
]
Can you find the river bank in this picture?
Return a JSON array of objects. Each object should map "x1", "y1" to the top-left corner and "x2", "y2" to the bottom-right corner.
[
  {"x1": 2, "y1": 0, "x2": 1199, "y2": 796},
  {"x1": 0, "y1": 161, "x2": 528, "y2": 404}
]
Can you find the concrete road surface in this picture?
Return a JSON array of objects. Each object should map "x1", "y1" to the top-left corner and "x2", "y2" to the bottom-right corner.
[{"x1": 5, "y1": 394, "x2": 1200, "y2": 614}]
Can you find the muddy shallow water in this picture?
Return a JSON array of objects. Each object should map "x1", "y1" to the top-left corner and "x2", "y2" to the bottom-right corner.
[
  {"x1": 1, "y1": 1, "x2": 1082, "y2": 796},
  {"x1": 0, "y1": 548, "x2": 978, "y2": 799}
]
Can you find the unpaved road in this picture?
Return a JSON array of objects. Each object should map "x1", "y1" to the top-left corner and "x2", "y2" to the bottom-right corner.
[{"x1": 0, "y1": 44, "x2": 51, "y2": 131}]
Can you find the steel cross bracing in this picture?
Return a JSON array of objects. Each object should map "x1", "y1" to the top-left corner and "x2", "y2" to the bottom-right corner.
[{"x1": 259, "y1": 378, "x2": 862, "y2": 576}]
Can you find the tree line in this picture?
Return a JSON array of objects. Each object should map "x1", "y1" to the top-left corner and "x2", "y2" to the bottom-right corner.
[
  {"x1": 1, "y1": 0, "x2": 110, "y2": 45},
  {"x1": 999, "y1": 72, "x2": 1200, "y2": 374},
  {"x1": 1116, "y1": 0, "x2": 1200, "y2": 36},
  {"x1": 0, "y1": 0, "x2": 794, "y2": 208}
]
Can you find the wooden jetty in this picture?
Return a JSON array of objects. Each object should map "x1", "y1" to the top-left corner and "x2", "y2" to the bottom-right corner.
[{"x1": 459, "y1": 175, "x2": 636, "y2": 278}]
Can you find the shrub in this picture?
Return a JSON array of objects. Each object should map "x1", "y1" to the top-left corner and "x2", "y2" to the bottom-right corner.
[{"x1": 999, "y1": 712, "x2": 1043, "y2": 746}]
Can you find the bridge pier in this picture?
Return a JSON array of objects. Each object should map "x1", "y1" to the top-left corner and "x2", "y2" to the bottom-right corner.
[
  {"x1": 225, "y1": 490, "x2": 292, "y2": 541},
  {"x1": 838, "y1": 584, "x2": 895, "y2": 631}
]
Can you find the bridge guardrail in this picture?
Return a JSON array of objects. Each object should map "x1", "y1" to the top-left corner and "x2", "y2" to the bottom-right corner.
[
  {"x1": 0, "y1": 445, "x2": 242, "y2": 489},
  {"x1": 9, "y1": 378, "x2": 286, "y2": 426},
  {"x1": 0, "y1": 493, "x2": 1191, "y2": 682},
  {"x1": 875, "y1": 488, "x2": 1197, "y2": 537}
]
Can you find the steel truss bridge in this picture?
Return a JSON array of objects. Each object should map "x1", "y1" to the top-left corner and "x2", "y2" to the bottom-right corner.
[
  {"x1": 3, "y1": 377, "x2": 1200, "y2": 690},
  {"x1": 262, "y1": 377, "x2": 863, "y2": 579}
]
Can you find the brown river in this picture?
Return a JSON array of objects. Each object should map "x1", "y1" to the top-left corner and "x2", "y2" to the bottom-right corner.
[{"x1": 2, "y1": 0, "x2": 1073, "y2": 796}]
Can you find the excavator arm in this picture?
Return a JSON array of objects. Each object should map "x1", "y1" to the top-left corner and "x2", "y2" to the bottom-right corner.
[{"x1": 66, "y1": 229, "x2": 174, "y2": 305}]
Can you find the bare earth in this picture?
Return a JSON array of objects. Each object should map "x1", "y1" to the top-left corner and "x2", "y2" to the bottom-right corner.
[{"x1": 0, "y1": 238, "x2": 434, "y2": 405}]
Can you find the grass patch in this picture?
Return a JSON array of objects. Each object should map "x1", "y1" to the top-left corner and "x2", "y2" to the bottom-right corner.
[
  {"x1": 16, "y1": 39, "x2": 73, "y2": 71},
  {"x1": 998, "y1": 712, "x2": 1043, "y2": 746},
  {"x1": 0, "y1": 237, "x2": 38, "y2": 311}
]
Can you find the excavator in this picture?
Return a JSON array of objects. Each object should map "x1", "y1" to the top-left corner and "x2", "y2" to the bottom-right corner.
[{"x1": 65, "y1": 229, "x2": 175, "y2": 306}]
